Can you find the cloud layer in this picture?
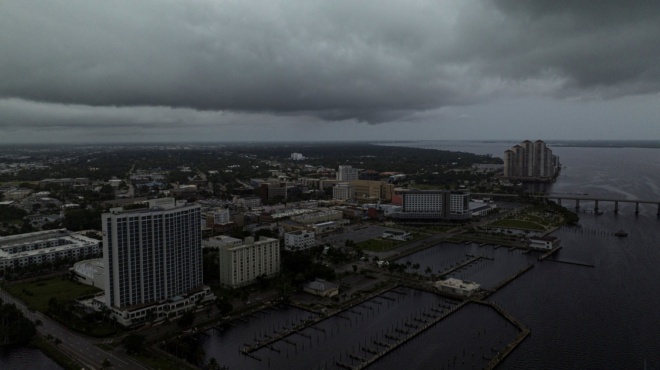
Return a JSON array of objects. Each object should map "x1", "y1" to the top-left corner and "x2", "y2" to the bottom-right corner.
[{"x1": 2, "y1": 0, "x2": 659, "y2": 126}]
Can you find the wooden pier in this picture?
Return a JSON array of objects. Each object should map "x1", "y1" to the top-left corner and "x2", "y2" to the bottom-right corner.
[
  {"x1": 438, "y1": 255, "x2": 483, "y2": 276},
  {"x1": 353, "y1": 301, "x2": 468, "y2": 370},
  {"x1": 240, "y1": 315, "x2": 320, "y2": 355},
  {"x1": 486, "y1": 264, "x2": 535, "y2": 296},
  {"x1": 471, "y1": 301, "x2": 531, "y2": 370},
  {"x1": 538, "y1": 246, "x2": 562, "y2": 260},
  {"x1": 544, "y1": 259, "x2": 595, "y2": 268}
]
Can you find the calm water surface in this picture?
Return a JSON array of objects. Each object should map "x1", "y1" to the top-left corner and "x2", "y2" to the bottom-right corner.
[
  {"x1": 0, "y1": 345, "x2": 61, "y2": 370},
  {"x1": 196, "y1": 143, "x2": 660, "y2": 369},
  {"x1": 5, "y1": 141, "x2": 659, "y2": 369}
]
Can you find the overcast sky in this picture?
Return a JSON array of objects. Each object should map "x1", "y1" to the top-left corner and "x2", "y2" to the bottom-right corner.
[{"x1": 1, "y1": 1, "x2": 659, "y2": 144}]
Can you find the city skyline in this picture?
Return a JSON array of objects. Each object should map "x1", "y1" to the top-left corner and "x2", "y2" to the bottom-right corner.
[{"x1": 2, "y1": 1, "x2": 660, "y2": 144}]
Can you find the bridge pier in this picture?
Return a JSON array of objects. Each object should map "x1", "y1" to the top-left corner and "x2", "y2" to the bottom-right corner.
[
  {"x1": 635, "y1": 202, "x2": 640, "y2": 215},
  {"x1": 575, "y1": 199, "x2": 580, "y2": 211},
  {"x1": 594, "y1": 200, "x2": 599, "y2": 214},
  {"x1": 614, "y1": 201, "x2": 619, "y2": 214},
  {"x1": 657, "y1": 203, "x2": 660, "y2": 216},
  {"x1": 557, "y1": 198, "x2": 562, "y2": 206}
]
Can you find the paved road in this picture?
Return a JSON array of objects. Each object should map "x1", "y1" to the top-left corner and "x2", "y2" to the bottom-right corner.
[{"x1": 0, "y1": 288, "x2": 147, "y2": 370}]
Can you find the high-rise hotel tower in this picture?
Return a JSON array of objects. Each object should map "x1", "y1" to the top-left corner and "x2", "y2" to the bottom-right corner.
[{"x1": 102, "y1": 198, "x2": 211, "y2": 325}]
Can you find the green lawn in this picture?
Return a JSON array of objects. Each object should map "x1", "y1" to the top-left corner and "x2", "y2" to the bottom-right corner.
[
  {"x1": 357, "y1": 238, "x2": 404, "y2": 252},
  {"x1": 520, "y1": 214, "x2": 545, "y2": 223},
  {"x1": 4, "y1": 276, "x2": 102, "y2": 312},
  {"x1": 489, "y1": 219, "x2": 546, "y2": 231}
]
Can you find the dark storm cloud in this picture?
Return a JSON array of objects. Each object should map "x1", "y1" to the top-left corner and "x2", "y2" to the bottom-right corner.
[
  {"x1": 1, "y1": 1, "x2": 659, "y2": 124},
  {"x1": 469, "y1": 1, "x2": 660, "y2": 94}
]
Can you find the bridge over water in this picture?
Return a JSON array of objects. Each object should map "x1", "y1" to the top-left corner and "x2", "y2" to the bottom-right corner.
[{"x1": 472, "y1": 193, "x2": 660, "y2": 215}]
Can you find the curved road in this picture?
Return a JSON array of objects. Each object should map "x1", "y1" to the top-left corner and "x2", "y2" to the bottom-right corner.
[{"x1": 0, "y1": 288, "x2": 147, "y2": 370}]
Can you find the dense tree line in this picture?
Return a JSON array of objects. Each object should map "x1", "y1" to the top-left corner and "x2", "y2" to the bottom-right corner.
[
  {"x1": 0, "y1": 298, "x2": 36, "y2": 345},
  {"x1": 280, "y1": 249, "x2": 336, "y2": 286},
  {"x1": 63, "y1": 207, "x2": 104, "y2": 231}
]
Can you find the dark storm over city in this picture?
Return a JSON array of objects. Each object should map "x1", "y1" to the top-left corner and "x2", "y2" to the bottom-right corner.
[
  {"x1": 2, "y1": 1, "x2": 660, "y2": 143},
  {"x1": 1, "y1": 1, "x2": 660, "y2": 370}
]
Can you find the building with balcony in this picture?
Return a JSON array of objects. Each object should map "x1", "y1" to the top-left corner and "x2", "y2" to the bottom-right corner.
[
  {"x1": 392, "y1": 190, "x2": 472, "y2": 220},
  {"x1": 101, "y1": 198, "x2": 213, "y2": 326},
  {"x1": 503, "y1": 140, "x2": 559, "y2": 182},
  {"x1": 218, "y1": 236, "x2": 281, "y2": 288}
]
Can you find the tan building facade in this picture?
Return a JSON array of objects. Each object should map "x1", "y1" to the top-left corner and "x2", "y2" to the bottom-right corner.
[{"x1": 218, "y1": 236, "x2": 281, "y2": 288}]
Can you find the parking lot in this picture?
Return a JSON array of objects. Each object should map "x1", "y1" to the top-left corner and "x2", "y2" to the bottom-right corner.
[{"x1": 320, "y1": 224, "x2": 407, "y2": 246}]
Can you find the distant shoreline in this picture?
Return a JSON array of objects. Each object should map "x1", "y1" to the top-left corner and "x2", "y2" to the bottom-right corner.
[
  {"x1": 547, "y1": 141, "x2": 660, "y2": 149},
  {"x1": 376, "y1": 140, "x2": 660, "y2": 150},
  {"x1": 0, "y1": 140, "x2": 659, "y2": 149}
]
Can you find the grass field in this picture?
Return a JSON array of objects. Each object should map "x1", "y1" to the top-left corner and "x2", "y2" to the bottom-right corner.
[
  {"x1": 3, "y1": 276, "x2": 102, "y2": 312},
  {"x1": 356, "y1": 238, "x2": 403, "y2": 252},
  {"x1": 489, "y1": 219, "x2": 546, "y2": 231}
]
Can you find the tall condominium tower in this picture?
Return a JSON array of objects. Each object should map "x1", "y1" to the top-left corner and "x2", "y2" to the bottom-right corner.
[
  {"x1": 503, "y1": 140, "x2": 559, "y2": 181},
  {"x1": 102, "y1": 198, "x2": 204, "y2": 313}
]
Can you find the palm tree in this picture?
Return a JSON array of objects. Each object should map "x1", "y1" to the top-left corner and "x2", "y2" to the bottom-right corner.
[{"x1": 206, "y1": 357, "x2": 221, "y2": 370}]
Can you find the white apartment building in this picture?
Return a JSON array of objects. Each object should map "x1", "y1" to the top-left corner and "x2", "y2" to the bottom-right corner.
[
  {"x1": 337, "y1": 165, "x2": 359, "y2": 181},
  {"x1": 0, "y1": 229, "x2": 101, "y2": 271},
  {"x1": 333, "y1": 183, "x2": 355, "y2": 200},
  {"x1": 101, "y1": 198, "x2": 213, "y2": 326},
  {"x1": 218, "y1": 236, "x2": 280, "y2": 288},
  {"x1": 284, "y1": 230, "x2": 316, "y2": 251}
]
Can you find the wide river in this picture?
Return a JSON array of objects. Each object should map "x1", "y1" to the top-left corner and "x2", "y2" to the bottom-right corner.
[
  {"x1": 380, "y1": 140, "x2": 660, "y2": 369},
  {"x1": 3, "y1": 141, "x2": 659, "y2": 369},
  {"x1": 193, "y1": 141, "x2": 660, "y2": 369}
]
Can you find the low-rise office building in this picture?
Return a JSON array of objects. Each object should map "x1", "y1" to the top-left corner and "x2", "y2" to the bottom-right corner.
[
  {"x1": 70, "y1": 258, "x2": 105, "y2": 289},
  {"x1": 312, "y1": 220, "x2": 349, "y2": 234},
  {"x1": 304, "y1": 279, "x2": 339, "y2": 297},
  {"x1": 284, "y1": 230, "x2": 316, "y2": 251},
  {"x1": 435, "y1": 278, "x2": 480, "y2": 297},
  {"x1": 528, "y1": 236, "x2": 561, "y2": 250}
]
